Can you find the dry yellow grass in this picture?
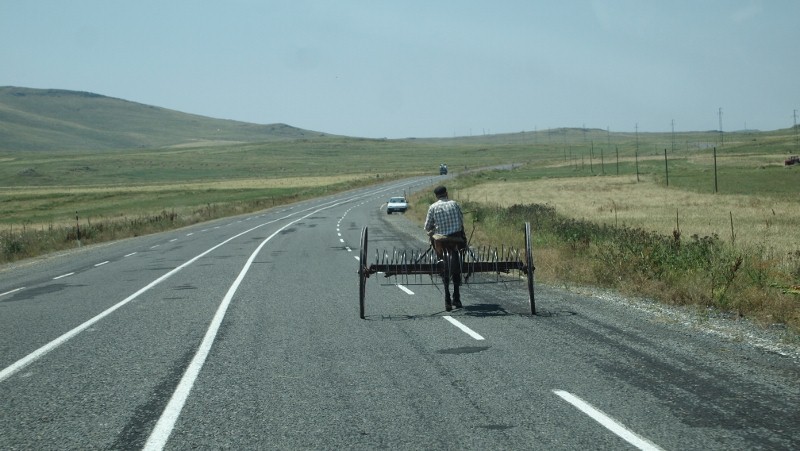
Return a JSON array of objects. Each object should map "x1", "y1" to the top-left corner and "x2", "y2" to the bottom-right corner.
[
  {"x1": 0, "y1": 175, "x2": 367, "y2": 195},
  {"x1": 459, "y1": 176, "x2": 800, "y2": 257}
]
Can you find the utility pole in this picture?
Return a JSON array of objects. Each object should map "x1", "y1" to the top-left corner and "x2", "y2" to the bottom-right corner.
[
  {"x1": 794, "y1": 109, "x2": 799, "y2": 151},
  {"x1": 635, "y1": 123, "x2": 640, "y2": 182},
  {"x1": 718, "y1": 107, "x2": 724, "y2": 147},
  {"x1": 671, "y1": 119, "x2": 675, "y2": 153}
]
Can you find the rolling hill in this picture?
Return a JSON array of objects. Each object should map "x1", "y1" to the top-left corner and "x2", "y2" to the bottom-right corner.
[{"x1": 0, "y1": 87, "x2": 331, "y2": 151}]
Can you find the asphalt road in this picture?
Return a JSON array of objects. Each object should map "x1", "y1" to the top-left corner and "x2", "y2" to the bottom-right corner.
[{"x1": 1, "y1": 176, "x2": 798, "y2": 450}]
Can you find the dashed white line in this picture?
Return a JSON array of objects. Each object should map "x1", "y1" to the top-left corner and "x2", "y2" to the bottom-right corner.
[
  {"x1": 124, "y1": 252, "x2": 137, "y2": 257},
  {"x1": 94, "y1": 261, "x2": 109, "y2": 267},
  {"x1": 150, "y1": 245, "x2": 160, "y2": 249},
  {"x1": 553, "y1": 390, "x2": 663, "y2": 451},
  {"x1": 169, "y1": 239, "x2": 178, "y2": 242},
  {"x1": 0, "y1": 190, "x2": 383, "y2": 387},
  {"x1": 443, "y1": 316, "x2": 484, "y2": 340},
  {"x1": 53, "y1": 272, "x2": 75, "y2": 280},
  {"x1": 0, "y1": 287, "x2": 25, "y2": 298},
  {"x1": 0, "y1": 218, "x2": 279, "y2": 384},
  {"x1": 397, "y1": 285, "x2": 414, "y2": 295}
]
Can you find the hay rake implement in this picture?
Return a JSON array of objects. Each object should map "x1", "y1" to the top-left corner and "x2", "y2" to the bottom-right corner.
[{"x1": 357, "y1": 222, "x2": 535, "y2": 318}]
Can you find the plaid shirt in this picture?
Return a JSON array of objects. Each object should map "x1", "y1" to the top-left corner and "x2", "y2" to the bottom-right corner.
[{"x1": 424, "y1": 198, "x2": 464, "y2": 236}]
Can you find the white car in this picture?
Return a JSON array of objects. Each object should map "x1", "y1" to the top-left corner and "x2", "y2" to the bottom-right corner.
[{"x1": 386, "y1": 197, "x2": 408, "y2": 214}]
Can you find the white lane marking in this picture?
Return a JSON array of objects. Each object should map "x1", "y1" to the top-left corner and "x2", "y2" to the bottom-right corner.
[
  {"x1": 124, "y1": 252, "x2": 137, "y2": 257},
  {"x1": 94, "y1": 261, "x2": 110, "y2": 267},
  {"x1": 346, "y1": 247, "x2": 352, "y2": 252},
  {"x1": 169, "y1": 239, "x2": 178, "y2": 243},
  {"x1": 53, "y1": 272, "x2": 75, "y2": 280},
  {"x1": 150, "y1": 245, "x2": 160, "y2": 249},
  {"x1": 144, "y1": 202, "x2": 337, "y2": 450},
  {"x1": 397, "y1": 285, "x2": 414, "y2": 295},
  {"x1": 553, "y1": 390, "x2": 663, "y2": 451},
  {"x1": 0, "y1": 220, "x2": 278, "y2": 384},
  {"x1": 0, "y1": 181, "x2": 418, "y2": 386},
  {"x1": 443, "y1": 316, "x2": 484, "y2": 340},
  {"x1": 0, "y1": 287, "x2": 25, "y2": 298},
  {"x1": 339, "y1": 238, "x2": 344, "y2": 243},
  {"x1": 186, "y1": 233, "x2": 194, "y2": 236},
  {"x1": 355, "y1": 256, "x2": 360, "y2": 261}
]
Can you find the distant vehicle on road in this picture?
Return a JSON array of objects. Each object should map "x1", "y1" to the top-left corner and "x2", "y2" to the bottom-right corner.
[
  {"x1": 386, "y1": 196, "x2": 408, "y2": 214},
  {"x1": 439, "y1": 163, "x2": 448, "y2": 175}
]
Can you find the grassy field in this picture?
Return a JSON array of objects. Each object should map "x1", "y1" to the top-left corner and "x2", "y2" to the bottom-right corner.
[
  {"x1": 0, "y1": 137, "x2": 531, "y2": 226},
  {"x1": 2, "y1": 102, "x2": 799, "y2": 335},
  {"x1": 0, "y1": 135, "x2": 542, "y2": 261},
  {"x1": 456, "y1": 170, "x2": 799, "y2": 257}
]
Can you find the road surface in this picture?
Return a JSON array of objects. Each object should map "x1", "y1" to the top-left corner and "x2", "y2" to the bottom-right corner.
[{"x1": 1, "y1": 177, "x2": 798, "y2": 450}]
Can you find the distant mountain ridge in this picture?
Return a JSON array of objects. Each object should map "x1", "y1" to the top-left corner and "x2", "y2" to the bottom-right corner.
[{"x1": 0, "y1": 87, "x2": 330, "y2": 151}]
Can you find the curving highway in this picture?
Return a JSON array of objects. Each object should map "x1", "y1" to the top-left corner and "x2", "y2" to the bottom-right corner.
[{"x1": 1, "y1": 177, "x2": 798, "y2": 450}]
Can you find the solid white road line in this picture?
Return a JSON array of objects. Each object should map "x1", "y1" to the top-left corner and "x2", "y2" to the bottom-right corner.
[
  {"x1": 553, "y1": 390, "x2": 663, "y2": 451},
  {"x1": 144, "y1": 232, "x2": 272, "y2": 450},
  {"x1": 443, "y1": 316, "x2": 484, "y2": 340},
  {"x1": 144, "y1": 196, "x2": 366, "y2": 450}
]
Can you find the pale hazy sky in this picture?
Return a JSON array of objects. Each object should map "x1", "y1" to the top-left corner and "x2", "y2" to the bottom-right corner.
[{"x1": 1, "y1": 0, "x2": 798, "y2": 138}]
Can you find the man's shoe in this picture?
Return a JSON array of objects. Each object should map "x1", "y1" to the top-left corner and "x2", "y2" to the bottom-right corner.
[{"x1": 453, "y1": 300, "x2": 463, "y2": 309}]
